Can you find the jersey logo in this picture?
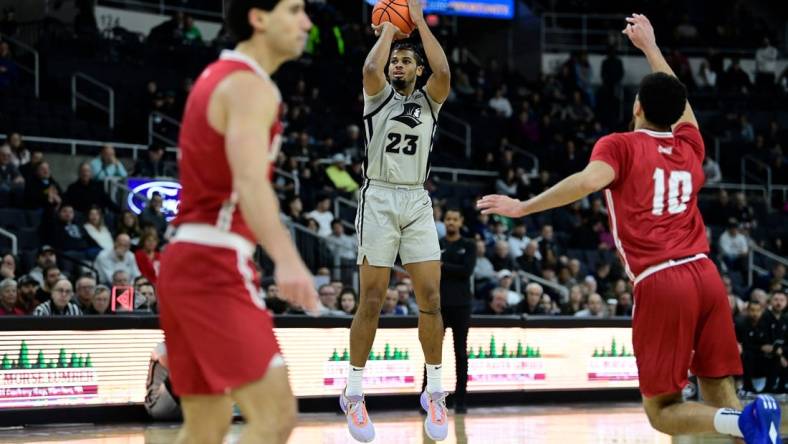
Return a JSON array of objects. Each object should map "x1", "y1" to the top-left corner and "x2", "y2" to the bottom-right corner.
[
  {"x1": 392, "y1": 103, "x2": 423, "y2": 129},
  {"x1": 657, "y1": 145, "x2": 673, "y2": 155}
]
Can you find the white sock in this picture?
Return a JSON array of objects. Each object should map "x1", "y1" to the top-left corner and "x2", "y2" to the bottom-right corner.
[
  {"x1": 346, "y1": 365, "x2": 364, "y2": 397},
  {"x1": 713, "y1": 408, "x2": 743, "y2": 438},
  {"x1": 426, "y1": 363, "x2": 443, "y2": 394}
]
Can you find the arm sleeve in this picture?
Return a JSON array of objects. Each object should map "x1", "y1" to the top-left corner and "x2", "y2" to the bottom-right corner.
[
  {"x1": 673, "y1": 122, "x2": 705, "y2": 161},
  {"x1": 589, "y1": 134, "x2": 628, "y2": 188}
]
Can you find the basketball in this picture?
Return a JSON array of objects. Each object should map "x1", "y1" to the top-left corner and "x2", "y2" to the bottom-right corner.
[{"x1": 371, "y1": 0, "x2": 416, "y2": 37}]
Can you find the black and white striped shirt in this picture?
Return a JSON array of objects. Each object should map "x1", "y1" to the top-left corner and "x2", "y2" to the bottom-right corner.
[{"x1": 32, "y1": 301, "x2": 83, "y2": 316}]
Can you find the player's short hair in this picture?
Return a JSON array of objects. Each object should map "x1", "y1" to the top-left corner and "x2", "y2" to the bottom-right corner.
[
  {"x1": 637, "y1": 72, "x2": 687, "y2": 128},
  {"x1": 391, "y1": 42, "x2": 425, "y2": 67},
  {"x1": 226, "y1": 0, "x2": 282, "y2": 41}
]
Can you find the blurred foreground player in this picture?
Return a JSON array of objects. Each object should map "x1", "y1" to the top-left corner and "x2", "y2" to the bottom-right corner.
[
  {"x1": 157, "y1": 1, "x2": 318, "y2": 443},
  {"x1": 477, "y1": 14, "x2": 781, "y2": 444}
]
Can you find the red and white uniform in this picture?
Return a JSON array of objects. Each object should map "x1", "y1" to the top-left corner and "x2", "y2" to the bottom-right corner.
[
  {"x1": 158, "y1": 50, "x2": 284, "y2": 396},
  {"x1": 590, "y1": 123, "x2": 741, "y2": 398}
]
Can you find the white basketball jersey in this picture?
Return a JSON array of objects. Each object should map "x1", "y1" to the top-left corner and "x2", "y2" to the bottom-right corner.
[{"x1": 362, "y1": 83, "x2": 441, "y2": 185}]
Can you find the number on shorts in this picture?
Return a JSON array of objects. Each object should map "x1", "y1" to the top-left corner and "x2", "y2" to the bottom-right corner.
[
  {"x1": 652, "y1": 168, "x2": 692, "y2": 216},
  {"x1": 385, "y1": 133, "x2": 418, "y2": 156}
]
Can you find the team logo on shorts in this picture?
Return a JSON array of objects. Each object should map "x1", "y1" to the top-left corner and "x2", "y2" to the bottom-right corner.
[{"x1": 392, "y1": 103, "x2": 423, "y2": 128}]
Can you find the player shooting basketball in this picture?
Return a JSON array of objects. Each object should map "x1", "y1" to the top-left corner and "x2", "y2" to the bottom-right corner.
[
  {"x1": 478, "y1": 14, "x2": 781, "y2": 444},
  {"x1": 340, "y1": 0, "x2": 451, "y2": 442}
]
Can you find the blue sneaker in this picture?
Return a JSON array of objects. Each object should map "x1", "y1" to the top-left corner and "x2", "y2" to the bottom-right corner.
[
  {"x1": 420, "y1": 390, "x2": 449, "y2": 441},
  {"x1": 739, "y1": 395, "x2": 782, "y2": 444}
]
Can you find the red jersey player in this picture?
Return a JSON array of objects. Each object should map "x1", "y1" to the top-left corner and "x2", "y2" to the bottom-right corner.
[
  {"x1": 157, "y1": 1, "x2": 317, "y2": 443},
  {"x1": 478, "y1": 14, "x2": 781, "y2": 444}
]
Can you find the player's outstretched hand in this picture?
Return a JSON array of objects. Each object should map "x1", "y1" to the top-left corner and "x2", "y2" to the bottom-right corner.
[
  {"x1": 407, "y1": 0, "x2": 425, "y2": 25},
  {"x1": 372, "y1": 22, "x2": 409, "y2": 40},
  {"x1": 622, "y1": 13, "x2": 657, "y2": 53},
  {"x1": 476, "y1": 194, "x2": 526, "y2": 218},
  {"x1": 275, "y1": 257, "x2": 320, "y2": 316}
]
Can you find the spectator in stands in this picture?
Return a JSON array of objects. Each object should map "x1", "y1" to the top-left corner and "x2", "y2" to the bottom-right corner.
[
  {"x1": 616, "y1": 292, "x2": 634, "y2": 317},
  {"x1": 536, "y1": 224, "x2": 562, "y2": 258},
  {"x1": 0, "y1": 40, "x2": 17, "y2": 88},
  {"x1": 706, "y1": 189, "x2": 732, "y2": 227},
  {"x1": 755, "y1": 38, "x2": 778, "y2": 92},
  {"x1": 720, "y1": 58, "x2": 752, "y2": 94},
  {"x1": 517, "y1": 241, "x2": 542, "y2": 277},
  {"x1": 33, "y1": 278, "x2": 82, "y2": 316},
  {"x1": 74, "y1": 276, "x2": 97, "y2": 313},
  {"x1": 673, "y1": 14, "x2": 699, "y2": 44},
  {"x1": 0, "y1": 278, "x2": 23, "y2": 315},
  {"x1": 381, "y1": 288, "x2": 407, "y2": 316},
  {"x1": 325, "y1": 153, "x2": 359, "y2": 195},
  {"x1": 132, "y1": 144, "x2": 176, "y2": 178},
  {"x1": 540, "y1": 294, "x2": 559, "y2": 315},
  {"x1": 64, "y1": 162, "x2": 117, "y2": 213},
  {"x1": 116, "y1": 211, "x2": 142, "y2": 246},
  {"x1": 339, "y1": 288, "x2": 358, "y2": 315},
  {"x1": 94, "y1": 233, "x2": 140, "y2": 285},
  {"x1": 139, "y1": 193, "x2": 167, "y2": 237},
  {"x1": 702, "y1": 156, "x2": 722, "y2": 184},
  {"x1": 19, "y1": 150, "x2": 41, "y2": 182},
  {"x1": 135, "y1": 229, "x2": 161, "y2": 285},
  {"x1": 35, "y1": 264, "x2": 60, "y2": 303},
  {"x1": 394, "y1": 281, "x2": 419, "y2": 315},
  {"x1": 112, "y1": 270, "x2": 131, "y2": 287},
  {"x1": 306, "y1": 195, "x2": 334, "y2": 237},
  {"x1": 24, "y1": 161, "x2": 62, "y2": 209},
  {"x1": 601, "y1": 46, "x2": 624, "y2": 89},
  {"x1": 49, "y1": 203, "x2": 91, "y2": 254},
  {"x1": 507, "y1": 221, "x2": 530, "y2": 259},
  {"x1": 0, "y1": 144, "x2": 24, "y2": 202},
  {"x1": 283, "y1": 195, "x2": 308, "y2": 226},
  {"x1": 338, "y1": 125, "x2": 363, "y2": 158},
  {"x1": 0, "y1": 8, "x2": 18, "y2": 37},
  {"x1": 473, "y1": 239, "x2": 496, "y2": 289},
  {"x1": 317, "y1": 284, "x2": 342, "y2": 316},
  {"x1": 84, "y1": 285, "x2": 111, "y2": 315},
  {"x1": 737, "y1": 114, "x2": 755, "y2": 143},
  {"x1": 496, "y1": 269, "x2": 521, "y2": 306},
  {"x1": 490, "y1": 240, "x2": 516, "y2": 271},
  {"x1": 574, "y1": 293, "x2": 607, "y2": 318},
  {"x1": 719, "y1": 219, "x2": 749, "y2": 272},
  {"x1": 736, "y1": 301, "x2": 769, "y2": 393},
  {"x1": 488, "y1": 87, "x2": 512, "y2": 118},
  {"x1": 83, "y1": 206, "x2": 114, "y2": 252},
  {"x1": 16, "y1": 274, "x2": 38, "y2": 314},
  {"x1": 516, "y1": 283, "x2": 544, "y2": 315},
  {"x1": 561, "y1": 284, "x2": 585, "y2": 315},
  {"x1": 696, "y1": 62, "x2": 717, "y2": 90},
  {"x1": 182, "y1": 15, "x2": 202, "y2": 44},
  {"x1": 0, "y1": 252, "x2": 15, "y2": 279},
  {"x1": 5, "y1": 132, "x2": 28, "y2": 166},
  {"x1": 475, "y1": 287, "x2": 514, "y2": 315},
  {"x1": 325, "y1": 219, "x2": 356, "y2": 262},
  {"x1": 136, "y1": 282, "x2": 157, "y2": 313},
  {"x1": 90, "y1": 144, "x2": 128, "y2": 180},
  {"x1": 495, "y1": 168, "x2": 518, "y2": 197},
  {"x1": 731, "y1": 192, "x2": 756, "y2": 229},
  {"x1": 263, "y1": 283, "x2": 289, "y2": 315},
  {"x1": 563, "y1": 91, "x2": 594, "y2": 124}
]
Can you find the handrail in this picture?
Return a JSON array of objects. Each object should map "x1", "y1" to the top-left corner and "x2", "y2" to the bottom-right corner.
[
  {"x1": 741, "y1": 155, "x2": 772, "y2": 209},
  {"x1": 440, "y1": 112, "x2": 472, "y2": 159},
  {"x1": 72, "y1": 72, "x2": 115, "y2": 129},
  {"x1": 0, "y1": 32, "x2": 39, "y2": 98},
  {"x1": 430, "y1": 166, "x2": 499, "y2": 182},
  {"x1": 0, "y1": 134, "x2": 173, "y2": 160},
  {"x1": 274, "y1": 168, "x2": 300, "y2": 197},
  {"x1": 0, "y1": 228, "x2": 18, "y2": 256},
  {"x1": 516, "y1": 269, "x2": 570, "y2": 301},
  {"x1": 333, "y1": 196, "x2": 358, "y2": 232},
  {"x1": 503, "y1": 142, "x2": 540, "y2": 177},
  {"x1": 747, "y1": 243, "x2": 788, "y2": 288},
  {"x1": 103, "y1": 178, "x2": 149, "y2": 211},
  {"x1": 700, "y1": 182, "x2": 769, "y2": 201},
  {"x1": 148, "y1": 112, "x2": 181, "y2": 147},
  {"x1": 97, "y1": 0, "x2": 223, "y2": 19}
]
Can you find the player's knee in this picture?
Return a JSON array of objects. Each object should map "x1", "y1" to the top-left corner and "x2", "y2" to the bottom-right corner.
[
  {"x1": 245, "y1": 400, "x2": 296, "y2": 441},
  {"x1": 418, "y1": 285, "x2": 441, "y2": 313},
  {"x1": 358, "y1": 290, "x2": 386, "y2": 314}
]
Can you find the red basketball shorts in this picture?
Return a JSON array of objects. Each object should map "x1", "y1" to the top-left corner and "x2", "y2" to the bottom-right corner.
[
  {"x1": 158, "y1": 226, "x2": 281, "y2": 396},
  {"x1": 632, "y1": 256, "x2": 742, "y2": 398}
]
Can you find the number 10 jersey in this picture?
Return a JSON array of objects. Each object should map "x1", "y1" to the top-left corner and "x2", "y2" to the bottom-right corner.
[{"x1": 362, "y1": 83, "x2": 441, "y2": 186}]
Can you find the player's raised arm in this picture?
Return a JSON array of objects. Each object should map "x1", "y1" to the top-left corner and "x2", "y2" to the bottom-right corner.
[
  {"x1": 364, "y1": 22, "x2": 407, "y2": 96},
  {"x1": 408, "y1": 0, "x2": 450, "y2": 103},
  {"x1": 623, "y1": 13, "x2": 698, "y2": 129},
  {"x1": 221, "y1": 72, "x2": 318, "y2": 313}
]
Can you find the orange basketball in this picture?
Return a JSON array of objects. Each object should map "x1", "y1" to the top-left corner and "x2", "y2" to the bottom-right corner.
[{"x1": 371, "y1": 0, "x2": 416, "y2": 37}]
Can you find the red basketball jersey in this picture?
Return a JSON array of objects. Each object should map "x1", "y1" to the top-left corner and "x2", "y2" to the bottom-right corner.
[
  {"x1": 174, "y1": 50, "x2": 284, "y2": 243},
  {"x1": 589, "y1": 123, "x2": 709, "y2": 280}
]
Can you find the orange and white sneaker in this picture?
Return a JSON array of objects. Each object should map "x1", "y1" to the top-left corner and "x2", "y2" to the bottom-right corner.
[
  {"x1": 339, "y1": 389, "x2": 375, "y2": 442},
  {"x1": 420, "y1": 390, "x2": 449, "y2": 441}
]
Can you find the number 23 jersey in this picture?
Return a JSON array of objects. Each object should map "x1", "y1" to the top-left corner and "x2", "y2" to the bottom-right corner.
[
  {"x1": 362, "y1": 83, "x2": 441, "y2": 185},
  {"x1": 590, "y1": 123, "x2": 709, "y2": 280}
]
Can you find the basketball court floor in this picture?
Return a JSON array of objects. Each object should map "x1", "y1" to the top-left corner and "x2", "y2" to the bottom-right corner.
[{"x1": 0, "y1": 402, "x2": 777, "y2": 443}]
